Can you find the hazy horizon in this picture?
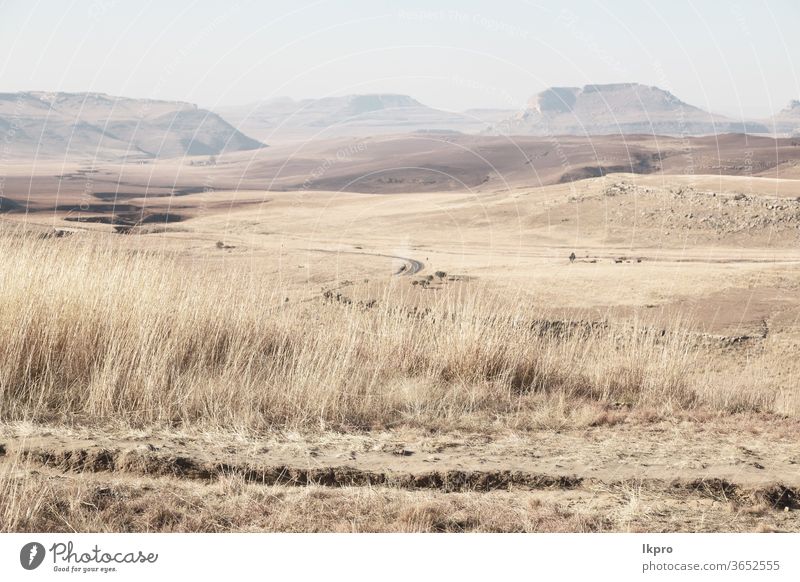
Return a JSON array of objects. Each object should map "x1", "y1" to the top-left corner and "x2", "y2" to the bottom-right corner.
[{"x1": 0, "y1": 0, "x2": 798, "y2": 118}]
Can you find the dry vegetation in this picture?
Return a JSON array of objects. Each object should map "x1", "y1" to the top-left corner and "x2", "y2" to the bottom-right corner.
[
  {"x1": 2, "y1": 462, "x2": 795, "y2": 533},
  {"x1": 0, "y1": 462, "x2": 607, "y2": 533},
  {"x1": 1, "y1": 227, "x2": 797, "y2": 533},
  {"x1": 0, "y1": 230, "x2": 786, "y2": 433}
]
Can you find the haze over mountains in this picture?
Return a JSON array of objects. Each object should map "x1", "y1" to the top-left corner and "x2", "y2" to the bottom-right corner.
[
  {"x1": 215, "y1": 94, "x2": 507, "y2": 141},
  {"x1": 489, "y1": 83, "x2": 772, "y2": 136},
  {"x1": 771, "y1": 100, "x2": 800, "y2": 135},
  {"x1": 218, "y1": 83, "x2": 799, "y2": 141},
  {"x1": 2, "y1": 85, "x2": 799, "y2": 161},
  {"x1": 0, "y1": 92, "x2": 264, "y2": 160}
]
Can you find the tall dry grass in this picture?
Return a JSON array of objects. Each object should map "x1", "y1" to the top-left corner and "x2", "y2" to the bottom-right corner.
[{"x1": 0, "y1": 231, "x2": 784, "y2": 431}]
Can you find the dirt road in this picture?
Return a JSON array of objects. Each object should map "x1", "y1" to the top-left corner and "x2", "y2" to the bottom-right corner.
[{"x1": 4, "y1": 420, "x2": 798, "y2": 500}]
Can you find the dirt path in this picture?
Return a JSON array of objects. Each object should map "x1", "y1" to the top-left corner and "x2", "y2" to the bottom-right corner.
[
  {"x1": 3, "y1": 420, "x2": 799, "y2": 532},
  {"x1": 3, "y1": 420, "x2": 798, "y2": 498}
]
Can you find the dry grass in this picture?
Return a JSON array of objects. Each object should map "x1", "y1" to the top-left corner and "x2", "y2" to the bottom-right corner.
[
  {"x1": 0, "y1": 467, "x2": 606, "y2": 532},
  {"x1": 0, "y1": 228, "x2": 795, "y2": 534},
  {"x1": 2, "y1": 468, "x2": 795, "y2": 533},
  {"x1": 0, "y1": 230, "x2": 787, "y2": 432}
]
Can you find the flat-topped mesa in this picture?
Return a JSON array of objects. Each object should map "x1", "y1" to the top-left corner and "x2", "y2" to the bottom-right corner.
[
  {"x1": 525, "y1": 83, "x2": 697, "y2": 118},
  {"x1": 495, "y1": 83, "x2": 768, "y2": 136}
]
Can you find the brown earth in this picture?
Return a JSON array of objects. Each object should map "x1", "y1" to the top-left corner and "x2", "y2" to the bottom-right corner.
[{"x1": 2, "y1": 419, "x2": 799, "y2": 532}]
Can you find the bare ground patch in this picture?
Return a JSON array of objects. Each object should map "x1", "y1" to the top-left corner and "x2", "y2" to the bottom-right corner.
[{"x1": 1, "y1": 421, "x2": 798, "y2": 532}]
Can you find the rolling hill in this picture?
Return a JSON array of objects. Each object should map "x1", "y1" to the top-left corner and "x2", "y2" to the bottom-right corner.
[
  {"x1": 215, "y1": 94, "x2": 503, "y2": 140},
  {"x1": 0, "y1": 92, "x2": 265, "y2": 160}
]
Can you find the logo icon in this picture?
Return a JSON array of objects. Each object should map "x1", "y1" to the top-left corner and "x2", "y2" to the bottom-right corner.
[{"x1": 20, "y1": 542, "x2": 46, "y2": 570}]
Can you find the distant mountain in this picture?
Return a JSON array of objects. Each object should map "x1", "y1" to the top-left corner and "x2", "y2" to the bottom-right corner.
[
  {"x1": 766, "y1": 100, "x2": 800, "y2": 136},
  {"x1": 489, "y1": 83, "x2": 769, "y2": 136},
  {"x1": 3, "y1": 87, "x2": 793, "y2": 160},
  {"x1": 216, "y1": 94, "x2": 507, "y2": 140},
  {"x1": 0, "y1": 92, "x2": 265, "y2": 159}
]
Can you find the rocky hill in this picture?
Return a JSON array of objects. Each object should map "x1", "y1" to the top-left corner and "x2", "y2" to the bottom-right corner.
[
  {"x1": 766, "y1": 100, "x2": 800, "y2": 136},
  {"x1": 489, "y1": 83, "x2": 769, "y2": 136},
  {"x1": 0, "y1": 92, "x2": 265, "y2": 159}
]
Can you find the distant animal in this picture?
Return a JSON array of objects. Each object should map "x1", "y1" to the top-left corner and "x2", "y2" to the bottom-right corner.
[{"x1": 569, "y1": 252, "x2": 576, "y2": 263}]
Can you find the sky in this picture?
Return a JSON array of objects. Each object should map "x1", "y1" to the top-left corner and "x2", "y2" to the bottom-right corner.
[{"x1": 0, "y1": 0, "x2": 797, "y2": 118}]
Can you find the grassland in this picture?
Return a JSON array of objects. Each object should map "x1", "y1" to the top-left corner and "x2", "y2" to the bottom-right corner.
[
  {"x1": 1, "y1": 161, "x2": 799, "y2": 532},
  {"x1": 0, "y1": 230, "x2": 789, "y2": 431}
]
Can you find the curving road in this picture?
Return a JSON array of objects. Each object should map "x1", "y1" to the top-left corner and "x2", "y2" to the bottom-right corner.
[{"x1": 309, "y1": 248, "x2": 424, "y2": 276}]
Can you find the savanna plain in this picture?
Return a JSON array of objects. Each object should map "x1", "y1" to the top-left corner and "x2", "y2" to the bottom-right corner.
[{"x1": 1, "y1": 135, "x2": 800, "y2": 532}]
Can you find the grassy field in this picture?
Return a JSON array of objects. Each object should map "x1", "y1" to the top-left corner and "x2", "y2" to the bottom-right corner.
[
  {"x1": 1, "y1": 168, "x2": 799, "y2": 533},
  {"x1": 0, "y1": 230, "x2": 787, "y2": 432}
]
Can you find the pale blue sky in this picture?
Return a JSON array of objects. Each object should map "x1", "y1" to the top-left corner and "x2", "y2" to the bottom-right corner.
[{"x1": 0, "y1": 0, "x2": 797, "y2": 118}]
